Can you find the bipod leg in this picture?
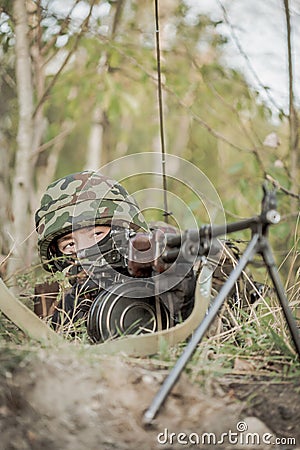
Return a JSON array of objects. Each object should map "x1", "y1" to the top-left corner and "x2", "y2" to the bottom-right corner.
[
  {"x1": 143, "y1": 234, "x2": 259, "y2": 424},
  {"x1": 260, "y1": 236, "x2": 300, "y2": 356}
]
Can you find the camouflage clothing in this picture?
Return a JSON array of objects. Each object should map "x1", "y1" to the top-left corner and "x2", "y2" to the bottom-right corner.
[
  {"x1": 35, "y1": 171, "x2": 147, "y2": 270},
  {"x1": 34, "y1": 171, "x2": 196, "y2": 339}
]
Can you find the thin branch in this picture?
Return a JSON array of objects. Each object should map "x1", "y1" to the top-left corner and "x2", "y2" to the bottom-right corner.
[
  {"x1": 40, "y1": 0, "x2": 80, "y2": 56},
  {"x1": 94, "y1": 35, "x2": 254, "y2": 156},
  {"x1": 266, "y1": 174, "x2": 300, "y2": 200},
  {"x1": 217, "y1": 0, "x2": 286, "y2": 116},
  {"x1": 190, "y1": 54, "x2": 268, "y2": 177},
  {"x1": 33, "y1": 0, "x2": 97, "y2": 118},
  {"x1": 111, "y1": 0, "x2": 125, "y2": 38},
  {"x1": 283, "y1": 0, "x2": 299, "y2": 203},
  {"x1": 30, "y1": 121, "x2": 74, "y2": 158}
]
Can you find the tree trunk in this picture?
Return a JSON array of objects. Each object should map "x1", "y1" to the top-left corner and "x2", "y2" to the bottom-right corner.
[
  {"x1": 84, "y1": 107, "x2": 104, "y2": 170},
  {"x1": 84, "y1": 1, "x2": 125, "y2": 170},
  {"x1": 7, "y1": 0, "x2": 34, "y2": 279},
  {"x1": 283, "y1": 0, "x2": 299, "y2": 211},
  {"x1": 0, "y1": 130, "x2": 10, "y2": 274}
]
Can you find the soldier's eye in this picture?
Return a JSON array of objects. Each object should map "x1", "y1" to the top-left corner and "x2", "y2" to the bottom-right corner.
[{"x1": 60, "y1": 241, "x2": 75, "y2": 254}]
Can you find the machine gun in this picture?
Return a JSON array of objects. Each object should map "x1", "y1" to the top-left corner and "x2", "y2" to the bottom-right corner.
[
  {"x1": 0, "y1": 185, "x2": 298, "y2": 373},
  {"x1": 143, "y1": 184, "x2": 300, "y2": 423}
]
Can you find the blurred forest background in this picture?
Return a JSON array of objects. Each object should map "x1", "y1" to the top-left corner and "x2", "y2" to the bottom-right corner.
[{"x1": 0, "y1": 0, "x2": 299, "y2": 293}]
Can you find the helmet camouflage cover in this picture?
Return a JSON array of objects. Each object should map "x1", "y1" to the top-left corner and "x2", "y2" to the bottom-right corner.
[{"x1": 35, "y1": 171, "x2": 147, "y2": 270}]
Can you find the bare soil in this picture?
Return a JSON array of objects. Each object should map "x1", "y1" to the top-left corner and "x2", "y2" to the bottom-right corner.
[{"x1": 0, "y1": 345, "x2": 299, "y2": 450}]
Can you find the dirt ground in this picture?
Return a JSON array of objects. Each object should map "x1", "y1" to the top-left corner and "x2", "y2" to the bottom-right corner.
[{"x1": 0, "y1": 345, "x2": 299, "y2": 450}]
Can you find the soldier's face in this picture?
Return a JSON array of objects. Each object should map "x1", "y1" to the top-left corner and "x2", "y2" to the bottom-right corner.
[{"x1": 57, "y1": 225, "x2": 110, "y2": 255}]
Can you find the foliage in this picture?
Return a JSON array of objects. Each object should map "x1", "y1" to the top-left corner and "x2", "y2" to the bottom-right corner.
[
  {"x1": 153, "y1": 277, "x2": 300, "y2": 382},
  {"x1": 1, "y1": 259, "x2": 299, "y2": 382},
  {"x1": 0, "y1": 0, "x2": 299, "y2": 397},
  {"x1": 1, "y1": 2, "x2": 298, "y2": 225}
]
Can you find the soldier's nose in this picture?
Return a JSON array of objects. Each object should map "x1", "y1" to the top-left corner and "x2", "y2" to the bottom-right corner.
[{"x1": 75, "y1": 235, "x2": 95, "y2": 253}]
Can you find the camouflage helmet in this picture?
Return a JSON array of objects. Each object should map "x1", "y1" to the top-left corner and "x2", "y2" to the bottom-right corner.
[{"x1": 35, "y1": 171, "x2": 147, "y2": 270}]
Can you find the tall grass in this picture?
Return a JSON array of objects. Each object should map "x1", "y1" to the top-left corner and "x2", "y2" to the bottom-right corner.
[{"x1": 0, "y1": 238, "x2": 299, "y2": 383}]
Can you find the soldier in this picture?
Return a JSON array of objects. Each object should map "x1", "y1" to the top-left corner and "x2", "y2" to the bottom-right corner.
[{"x1": 34, "y1": 170, "x2": 195, "y2": 339}]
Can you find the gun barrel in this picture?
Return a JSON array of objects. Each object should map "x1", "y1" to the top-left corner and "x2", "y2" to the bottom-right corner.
[
  {"x1": 165, "y1": 233, "x2": 181, "y2": 247},
  {"x1": 162, "y1": 248, "x2": 180, "y2": 262}
]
